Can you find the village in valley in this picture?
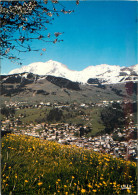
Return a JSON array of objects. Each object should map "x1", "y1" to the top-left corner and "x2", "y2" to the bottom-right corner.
[{"x1": 1, "y1": 99, "x2": 137, "y2": 162}]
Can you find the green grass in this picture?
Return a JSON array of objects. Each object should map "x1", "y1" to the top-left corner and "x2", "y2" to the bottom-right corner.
[
  {"x1": 15, "y1": 107, "x2": 50, "y2": 124},
  {"x1": 88, "y1": 107, "x2": 104, "y2": 136},
  {"x1": 2, "y1": 106, "x2": 105, "y2": 136},
  {"x1": 2, "y1": 134, "x2": 137, "y2": 194}
]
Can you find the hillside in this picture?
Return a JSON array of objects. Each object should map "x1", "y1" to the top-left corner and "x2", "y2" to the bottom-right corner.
[
  {"x1": 2, "y1": 134, "x2": 137, "y2": 194},
  {"x1": 1, "y1": 72, "x2": 137, "y2": 104}
]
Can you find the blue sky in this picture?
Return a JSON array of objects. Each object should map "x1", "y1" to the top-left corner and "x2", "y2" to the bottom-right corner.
[{"x1": 1, "y1": 0, "x2": 137, "y2": 74}]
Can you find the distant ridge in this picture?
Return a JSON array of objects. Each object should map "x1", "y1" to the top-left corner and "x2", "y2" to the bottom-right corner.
[{"x1": 9, "y1": 60, "x2": 138, "y2": 84}]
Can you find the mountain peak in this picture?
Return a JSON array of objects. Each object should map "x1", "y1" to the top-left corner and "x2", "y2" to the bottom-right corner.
[
  {"x1": 47, "y1": 59, "x2": 59, "y2": 64},
  {"x1": 8, "y1": 60, "x2": 138, "y2": 84}
]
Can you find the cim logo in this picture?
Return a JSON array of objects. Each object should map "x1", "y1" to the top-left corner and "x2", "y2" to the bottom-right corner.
[{"x1": 121, "y1": 184, "x2": 132, "y2": 190}]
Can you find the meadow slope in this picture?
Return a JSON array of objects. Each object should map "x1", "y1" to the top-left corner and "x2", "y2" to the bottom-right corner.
[{"x1": 2, "y1": 134, "x2": 137, "y2": 194}]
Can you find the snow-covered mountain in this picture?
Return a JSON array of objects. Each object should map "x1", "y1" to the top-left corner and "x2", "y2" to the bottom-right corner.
[{"x1": 9, "y1": 60, "x2": 138, "y2": 84}]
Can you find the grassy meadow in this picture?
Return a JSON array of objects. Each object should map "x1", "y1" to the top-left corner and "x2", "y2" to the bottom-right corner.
[
  {"x1": 1, "y1": 134, "x2": 137, "y2": 194},
  {"x1": 11, "y1": 105, "x2": 104, "y2": 136}
]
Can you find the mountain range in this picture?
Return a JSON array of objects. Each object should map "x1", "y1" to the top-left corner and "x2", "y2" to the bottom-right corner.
[
  {"x1": 9, "y1": 60, "x2": 138, "y2": 84},
  {"x1": 1, "y1": 60, "x2": 137, "y2": 104}
]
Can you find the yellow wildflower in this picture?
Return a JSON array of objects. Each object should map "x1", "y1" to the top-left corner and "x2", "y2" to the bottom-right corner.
[
  {"x1": 127, "y1": 189, "x2": 131, "y2": 193},
  {"x1": 38, "y1": 182, "x2": 43, "y2": 186},
  {"x1": 88, "y1": 184, "x2": 92, "y2": 188},
  {"x1": 93, "y1": 189, "x2": 97, "y2": 192},
  {"x1": 25, "y1": 180, "x2": 28, "y2": 183},
  {"x1": 81, "y1": 189, "x2": 86, "y2": 193},
  {"x1": 113, "y1": 181, "x2": 116, "y2": 185},
  {"x1": 106, "y1": 158, "x2": 110, "y2": 161}
]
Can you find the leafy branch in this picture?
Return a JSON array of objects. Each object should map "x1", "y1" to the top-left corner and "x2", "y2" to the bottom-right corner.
[{"x1": 0, "y1": 0, "x2": 79, "y2": 64}]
